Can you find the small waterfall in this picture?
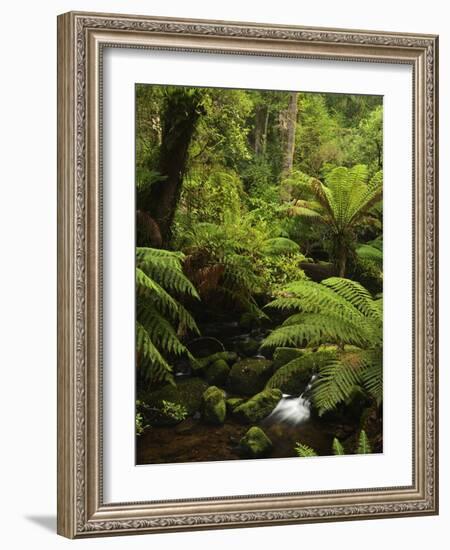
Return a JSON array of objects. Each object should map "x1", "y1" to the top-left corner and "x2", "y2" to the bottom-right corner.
[{"x1": 266, "y1": 375, "x2": 317, "y2": 426}]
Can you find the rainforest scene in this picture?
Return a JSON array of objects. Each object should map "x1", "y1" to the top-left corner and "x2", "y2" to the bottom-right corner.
[{"x1": 135, "y1": 84, "x2": 383, "y2": 464}]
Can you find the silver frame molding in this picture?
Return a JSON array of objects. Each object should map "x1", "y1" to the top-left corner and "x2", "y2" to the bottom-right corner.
[{"x1": 57, "y1": 11, "x2": 439, "y2": 538}]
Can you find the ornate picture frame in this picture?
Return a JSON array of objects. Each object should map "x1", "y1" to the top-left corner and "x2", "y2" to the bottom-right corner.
[{"x1": 57, "y1": 11, "x2": 438, "y2": 538}]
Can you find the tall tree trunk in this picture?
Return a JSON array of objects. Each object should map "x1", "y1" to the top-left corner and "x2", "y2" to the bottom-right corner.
[
  {"x1": 338, "y1": 247, "x2": 347, "y2": 278},
  {"x1": 254, "y1": 104, "x2": 268, "y2": 156},
  {"x1": 148, "y1": 89, "x2": 203, "y2": 246},
  {"x1": 281, "y1": 92, "x2": 299, "y2": 176}
]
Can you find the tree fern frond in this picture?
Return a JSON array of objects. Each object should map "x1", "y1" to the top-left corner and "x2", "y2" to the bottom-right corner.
[
  {"x1": 266, "y1": 350, "x2": 337, "y2": 391},
  {"x1": 263, "y1": 313, "x2": 370, "y2": 349},
  {"x1": 135, "y1": 247, "x2": 200, "y2": 389},
  {"x1": 136, "y1": 321, "x2": 174, "y2": 385},
  {"x1": 360, "y1": 355, "x2": 383, "y2": 404},
  {"x1": 312, "y1": 357, "x2": 365, "y2": 415},
  {"x1": 321, "y1": 277, "x2": 381, "y2": 320}
]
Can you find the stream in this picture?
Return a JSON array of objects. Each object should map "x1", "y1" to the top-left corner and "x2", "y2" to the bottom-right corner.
[{"x1": 137, "y1": 315, "x2": 357, "y2": 464}]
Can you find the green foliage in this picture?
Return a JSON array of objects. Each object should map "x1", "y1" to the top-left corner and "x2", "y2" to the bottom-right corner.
[
  {"x1": 262, "y1": 277, "x2": 382, "y2": 414},
  {"x1": 295, "y1": 430, "x2": 372, "y2": 457},
  {"x1": 262, "y1": 237, "x2": 300, "y2": 256},
  {"x1": 288, "y1": 165, "x2": 383, "y2": 276},
  {"x1": 332, "y1": 437, "x2": 345, "y2": 455},
  {"x1": 357, "y1": 429, "x2": 372, "y2": 454},
  {"x1": 266, "y1": 350, "x2": 336, "y2": 393},
  {"x1": 294, "y1": 442, "x2": 318, "y2": 457},
  {"x1": 176, "y1": 216, "x2": 269, "y2": 317},
  {"x1": 160, "y1": 400, "x2": 188, "y2": 422},
  {"x1": 136, "y1": 247, "x2": 200, "y2": 387}
]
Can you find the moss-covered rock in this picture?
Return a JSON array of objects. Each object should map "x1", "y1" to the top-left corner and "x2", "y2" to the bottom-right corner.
[
  {"x1": 272, "y1": 347, "x2": 305, "y2": 371},
  {"x1": 141, "y1": 378, "x2": 208, "y2": 426},
  {"x1": 204, "y1": 359, "x2": 230, "y2": 387},
  {"x1": 233, "y1": 388, "x2": 282, "y2": 423},
  {"x1": 226, "y1": 397, "x2": 246, "y2": 413},
  {"x1": 202, "y1": 386, "x2": 226, "y2": 425},
  {"x1": 191, "y1": 351, "x2": 238, "y2": 371},
  {"x1": 235, "y1": 338, "x2": 260, "y2": 358},
  {"x1": 229, "y1": 358, "x2": 273, "y2": 396},
  {"x1": 240, "y1": 426, "x2": 273, "y2": 458}
]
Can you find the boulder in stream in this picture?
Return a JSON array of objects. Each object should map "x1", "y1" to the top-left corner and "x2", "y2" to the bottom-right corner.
[
  {"x1": 233, "y1": 388, "x2": 282, "y2": 424},
  {"x1": 239, "y1": 426, "x2": 273, "y2": 458},
  {"x1": 204, "y1": 359, "x2": 230, "y2": 387},
  {"x1": 229, "y1": 358, "x2": 273, "y2": 396},
  {"x1": 142, "y1": 378, "x2": 208, "y2": 426},
  {"x1": 272, "y1": 347, "x2": 305, "y2": 371},
  {"x1": 202, "y1": 386, "x2": 227, "y2": 425}
]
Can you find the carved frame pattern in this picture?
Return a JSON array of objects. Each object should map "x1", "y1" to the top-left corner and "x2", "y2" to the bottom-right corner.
[{"x1": 57, "y1": 11, "x2": 438, "y2": 538}]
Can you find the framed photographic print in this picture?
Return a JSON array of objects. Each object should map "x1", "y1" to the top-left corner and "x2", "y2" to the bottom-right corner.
[{"x1": 57, "y1": 11, "x2": 439, "y2": 538}]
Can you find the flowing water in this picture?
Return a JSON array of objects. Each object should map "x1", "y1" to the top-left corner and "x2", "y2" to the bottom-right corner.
[{"x1": 265, "y1": 375, "x2": 317, "y2": 426}]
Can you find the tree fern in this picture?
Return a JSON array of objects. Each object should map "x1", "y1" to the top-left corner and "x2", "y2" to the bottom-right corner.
[
  {"x1": 136, "y1": 247, "x2": 200, "y2": 387},
  {"x1": 262, "y1": 277, "x2": 382, "y2": 415},
  {"x1": 288, "y1": 165, "x2": 382, "y2": 276}
]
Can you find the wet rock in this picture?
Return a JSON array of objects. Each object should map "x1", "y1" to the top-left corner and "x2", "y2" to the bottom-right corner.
[
  {"x1": 229, "y1": 358, "x2": 273, "y2": 396},
  {"x1": 204, "y1": 359, "x2": 230, "y2": 387},
  {"x1": 235, "y1": 338, "x2": 260, "y2": 358},
  {"x1": 239, "y1": 426, "x2": 273, "y2": 458},
  {"x1": 233, "y1": 389, "x2": 282, "y2": 424},
  {"x1": 202, "y1": 386, "x2": 227, "y2": 425},
  {"x1": 192, "y1": 351, "x2": 238, "y2": 371},
  {"x1": 226, "y1": 397, "x2": 246, "y2": 413},
  {"x1": 187, "y1": 337, "x2": 224, "y2": 358},
  {"x1": 272, "y1": 347, "x2": 305, "y2": 371}
]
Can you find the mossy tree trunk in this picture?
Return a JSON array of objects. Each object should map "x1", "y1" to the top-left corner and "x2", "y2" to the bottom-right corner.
[{"x1": 148, "y1": 88, "x2": 204, "y2": 246}]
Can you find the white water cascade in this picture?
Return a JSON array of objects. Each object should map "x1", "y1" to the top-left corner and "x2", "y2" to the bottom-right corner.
[{"x1": 266, "y1": 375, "x2": 317, "y2": 426}]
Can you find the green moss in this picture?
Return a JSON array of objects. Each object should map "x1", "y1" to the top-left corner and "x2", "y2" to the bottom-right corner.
[
  {"x1": 272, "y1": 347, "x2": 305, "y2": 371},
  {"x1": 204, "y1": 359, "x2": 230, "y2": 387},
  {"x1": 229, "y1": 358, "x2": 273, "y2": 396},
  {"x1": 143, "y1": 378, "x2": 208, "y2": 425},
  {"x1": 240, "y1": 426, "x2": 273, "y2": 458},
  {"x1": 191, "y1": 351, "x2": 238, "y2": 371},
  {"x1": 233, "y1": 388, "x2": 282, "y2": 423},
  {"x1": 226, "y1": 397, "x2": 246, "y2": 413},
  {"x1": 202, "y1": 386, "x2": 227, "y2": 425},
  {"x1": 235, "y1": 338, "x2": 260, "y2": 357}
]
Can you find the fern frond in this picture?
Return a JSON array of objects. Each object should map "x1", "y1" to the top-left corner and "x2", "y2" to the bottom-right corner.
[
  {"x1": 266, "y1": 350, "x2": 337, "y2": 391},
  {"x1": 294, "y1": 442, "x2": 318, "y2": 458},
  {"x1": 332, "y1": 437, "x2": 345, "y2": 456},
  {"x1": 262, "y1": 314, "x2": 370, "y2": 349},
  {"x1": 321, "y1": 277, "x2": 380, "y2": 320},
  {"x1": 357, "y1": 430, "x2": 372, "y2": 454},
  {"x1": 136, "y1": 322, "x2": 174, "y2": 385},
  {"x1": 135, "y1": 247, "x2": 200, "y2": 389},
  {"x1": 311, "y1": 352, "x2": 368, "y2": 415}
]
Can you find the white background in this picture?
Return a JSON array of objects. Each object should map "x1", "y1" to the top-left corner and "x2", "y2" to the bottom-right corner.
[
  {"x1": 103, "y1": 49, "x2": 412, "y2": 502},
  {"x1": 0, "y1": 0, "x2": 447, "y2": 547}
]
